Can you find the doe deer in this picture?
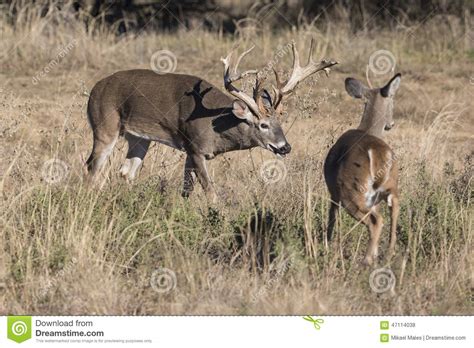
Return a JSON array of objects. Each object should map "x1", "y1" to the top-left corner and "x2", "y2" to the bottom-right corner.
[
  {"x1": 323, "y1": 72, "x2": 401, "y2": 265},
  {"x1": 85, "y1": 39, "x2": 337, "y2": 200}
]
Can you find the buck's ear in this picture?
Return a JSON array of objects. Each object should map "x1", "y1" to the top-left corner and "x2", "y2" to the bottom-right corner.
[
  {"x1": 345, "y1": 78, "x2": 369, "y2": 99},
  {"x1": 261, "y1": 89, "x2": 273, "y2": 109},
  {"x1": 380, "y1": 73, "x2": 401, "y2": 97},
  {"x1": 232, "y1": 100, "x2": 256, "y2": 123}
]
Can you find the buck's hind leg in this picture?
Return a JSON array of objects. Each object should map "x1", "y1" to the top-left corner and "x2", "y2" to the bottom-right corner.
[
  {"x1": 120, "y1": 133, "x2": 151, "y2": 181},
  {"x1": 182, "y1": 155, "x2": 197, "y2": 198},
  {"x1": 86, "y1": 132, "x2": 119, "y2": 179},
  {"x1": 86, "y1": 99, "x2": 120, "y2": 180}
]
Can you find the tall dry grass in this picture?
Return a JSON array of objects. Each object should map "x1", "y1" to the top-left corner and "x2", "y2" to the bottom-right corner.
[{"x1": 0, "y1": 4, "x2": 472, "y2": 314}]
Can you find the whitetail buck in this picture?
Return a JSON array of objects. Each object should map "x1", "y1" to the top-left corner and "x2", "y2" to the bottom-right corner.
[
  {"x1": 86, "y1": 39, "x2": 337, "y2": 200},
  {"x1": 324, "y1": 72, "x2": 401, "y2": 265}
]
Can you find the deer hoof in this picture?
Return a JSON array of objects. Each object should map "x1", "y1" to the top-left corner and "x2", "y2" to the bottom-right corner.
[
  {"x1": 362, "y1": 256, "x2": 374, "y2": 266},
  {"x1": 205, "y1": 191, "x2": 218, "y2": 204}
]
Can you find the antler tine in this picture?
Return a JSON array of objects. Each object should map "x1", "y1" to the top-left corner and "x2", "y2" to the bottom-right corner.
[
  {"x1": 290, "y1": 40, "x2": 301, "y2": 73},
  {"x1": 307, "y1": 37, "x2": 315, "y2": 64},
  {"x1": 253, "y1": 74, "x2": 262, "y2": 99},
  {"x1": 221, "y1": 52, "x2": 233, "y2": 79},
  {"x1": 272, "y1": 68, "x2": 285, "y2": 109},
  {"x1": 272, "y1": 38, "x2": 338, "y2": 109},
  {"x1": 234, "y1": 46, "x2": 256, "y2": 76},
  {"x1": 221, "y1": 45, "x2": 237, "y2": 70},
  {"x1": 272, "y1": 67, "x2": 285, "y2": 89},
  {"x1": 221, "y1": 45, "x2": 262, "y2": 117},
  {"x1": 253, "y1": 73, "x2": 267, "y2": 113},
  {"x1": 221, "y1": 45, "x2": 258, "y2": 83}
]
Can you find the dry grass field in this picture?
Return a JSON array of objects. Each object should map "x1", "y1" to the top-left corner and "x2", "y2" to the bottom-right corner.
[{"x1": 0, "y1": 4, "x2": 473, "y2": 315}]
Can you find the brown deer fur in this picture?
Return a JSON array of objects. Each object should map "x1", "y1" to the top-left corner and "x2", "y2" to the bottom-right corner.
[{"x1": 324, "y1": 73, "x2": 401, "y2": 265}]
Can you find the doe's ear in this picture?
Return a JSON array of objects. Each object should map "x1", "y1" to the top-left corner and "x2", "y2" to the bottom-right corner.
[
  {"x1": 380, "y1": 73, "x2": 401, "y2": 97},
  {"x1": 232, "y1": 100, "x2": 256, "y2": 123},
  {"x1": 345, "y1": 78, "x2": 369, "y2": 99}
]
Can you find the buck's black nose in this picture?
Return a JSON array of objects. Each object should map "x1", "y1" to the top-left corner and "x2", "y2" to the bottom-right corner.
[
  {"x1": 384, "y1": 122, "x2": 395, "y2": 131},
  {"x1": 280, "y1": 143, "x2": 291, "y2": 154}
]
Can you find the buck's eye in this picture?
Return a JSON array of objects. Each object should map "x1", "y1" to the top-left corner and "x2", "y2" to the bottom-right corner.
[{"x1": 260, "y1": 123, "x2": 269, "y2": 130}]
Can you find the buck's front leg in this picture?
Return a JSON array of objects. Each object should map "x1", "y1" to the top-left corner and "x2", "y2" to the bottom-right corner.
[{"x1": 191, "y1": 154, "x2": 218, "y2": 203}]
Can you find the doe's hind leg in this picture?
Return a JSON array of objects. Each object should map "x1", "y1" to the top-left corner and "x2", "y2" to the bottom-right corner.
[
  {"x1": 387, "y1": 193, "x2": 399, "y2": 260},
  {"x1": 326, "y1": 200, "x2": 339, "y2": 248},
  {"x1": 344, "y1": 202, "x2": 382, "y2": 266}
]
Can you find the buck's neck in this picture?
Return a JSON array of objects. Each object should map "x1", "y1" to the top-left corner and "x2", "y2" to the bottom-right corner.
[
  {"x1": 357, "y1": 98, "x2": 386, "y2": 138},
  {"x1": 213, "y1": 110, "x2": 260, "y2": 155}
]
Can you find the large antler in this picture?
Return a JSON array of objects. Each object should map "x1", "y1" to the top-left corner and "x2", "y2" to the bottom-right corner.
[
  {"x1": 273, "y1": 38, "x2": 338, "y2": 109},
  {"x1": 221, "y1": 46, "x2": 262, "y2": 118}
]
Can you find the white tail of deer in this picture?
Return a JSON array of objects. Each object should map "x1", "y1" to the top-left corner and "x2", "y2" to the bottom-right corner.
[{"x1": 324, "y1": 73, "x2": 401, "y2": 265}]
